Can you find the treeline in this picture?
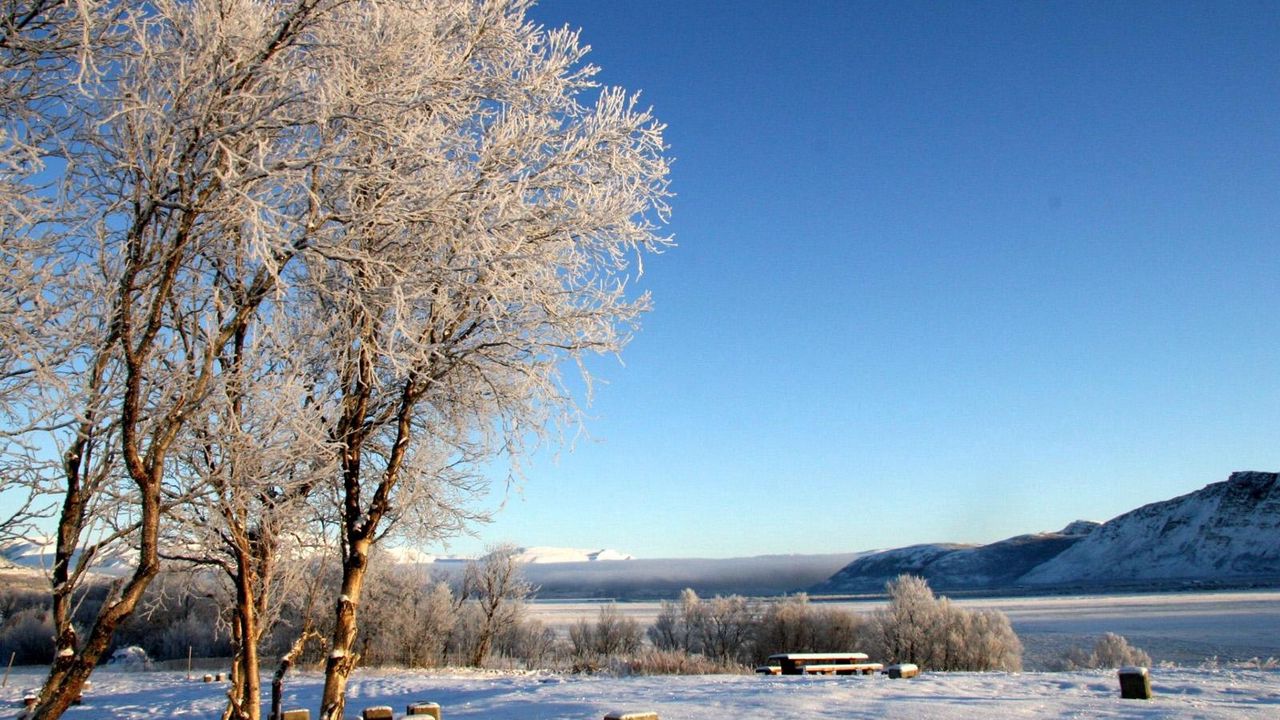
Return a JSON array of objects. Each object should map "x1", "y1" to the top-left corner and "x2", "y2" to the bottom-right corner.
[{"x1": 1, "y1": 570, "x2": 1024, "y2": 674}]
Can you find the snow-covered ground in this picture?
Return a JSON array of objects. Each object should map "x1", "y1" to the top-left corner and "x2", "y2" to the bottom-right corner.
[{"x1": 4, "y1": 665, "x2": 1278, "y2": 719}]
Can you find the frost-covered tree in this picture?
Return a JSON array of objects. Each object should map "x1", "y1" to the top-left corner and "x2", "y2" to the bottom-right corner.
[
  {"x1": 648, "y1": 587, "x2": 703, "y2": 654},
  {"x1": 459, "y1": 544, "x2": 533, "y2": 668},
  {"x1": 0, "y1": 0, "x2": 124, "y2": 542},
  {"x1": 1, "y1": 2, "x2": 668, "y2": 718},
  {"x1": 869, "y1": 575, "x2": 1021, "y2": 672},
  {"x1": 12, "y1": 2, "x2": 344, "y2": 717},
  {"x1": 294, "y1": 2, "x2": 669, "y2": 715},
  {"x1": 163, "y1": 323, "x2": 337, "y2": 720}
]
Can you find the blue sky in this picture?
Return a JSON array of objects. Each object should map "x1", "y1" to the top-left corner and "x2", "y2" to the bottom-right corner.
[{"x1": 447, "y1": 0, "x2": 1280, "y2": 559}]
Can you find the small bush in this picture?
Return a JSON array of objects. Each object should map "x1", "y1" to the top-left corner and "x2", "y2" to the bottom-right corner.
[
  {"x1": 570, "y1": 603, "x2": 642, "y2": 661},
  {"x1": 1090, "y1": 633, "x2": 1151, "y2": 668},
  {"x1": 616, "y1": 649, "x2": 742, "y2": 676},
  {"x1": 753, "y1": 594, "x2": 866, "y2": 664},
  {"x1": 867, "y1": 575, "x2": 1022, "y2": 672},
  {"x1": 1054, "y1": 632, "x2": 1151, "y2": 670},
  {"x1": 0, "y1": 606, "x2": 55, "y2": 664}
]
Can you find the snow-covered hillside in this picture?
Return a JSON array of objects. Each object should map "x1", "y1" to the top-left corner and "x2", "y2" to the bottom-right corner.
[
  {"x1": 1022, "y1": 471, "x2": 1280, "y2": 586},
  {"x1": 381, "y1": 546, "x2": 635, "y2": 565},
  {"x1": 812, "y1": 526, "x2": 1095, "y2": 594},
  {"x1": 0, "y1": 536, "x2": 137, "y2": 575},
  {"x1": 514, "y1": 546, "x2": 634, "y2": 563},
  {"x1": 816, "y1": 471, "x2": 1280, "y2": 594}
]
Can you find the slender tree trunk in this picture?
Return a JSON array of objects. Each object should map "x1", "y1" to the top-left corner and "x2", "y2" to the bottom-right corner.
[
  {"x1": 225, "y1": 563, "x2": 261, "y2": 720},
  {"x1": 270, "y1": 625, "x2": 319, "y2": 720},
  {"x1": 239, "y1": 601, "x2": 261, "y2": 720},
  {"x1": 34, "y1": 484, "x2": 161, "y2": 720},
  {"x1": 318, "y1": 538, "x2": 369, "y2": 720}
]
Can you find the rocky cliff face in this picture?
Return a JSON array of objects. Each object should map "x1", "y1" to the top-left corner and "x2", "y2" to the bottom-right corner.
[{"x1": 815, "y1": 471, "x2": 1280, "y2": 594}]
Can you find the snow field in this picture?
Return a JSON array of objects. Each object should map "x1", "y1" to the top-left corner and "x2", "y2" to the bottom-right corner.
[{"x1": 4, "y1": 666, "x2": 1279, "y2": 719}]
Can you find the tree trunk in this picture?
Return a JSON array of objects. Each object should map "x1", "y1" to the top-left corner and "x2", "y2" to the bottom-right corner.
[
  {"x1": 33, "y1": 479, "x2": 161, "y2": 720},
  {"x1": 319, "y1": 540, "x2": 369, "y2": 720},
  {"x1": 228, "y1": 544, "x2": 263, "y2": 720},
  {"x1": 270, "y1": 624, "x2": 319, "y2": 720},
  {"x1": 34, "y1": 562, "x2": 159, "y2": 720}
]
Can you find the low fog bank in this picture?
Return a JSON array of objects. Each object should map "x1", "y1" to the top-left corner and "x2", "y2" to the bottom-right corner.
[{"x1": 422, "y1": 553, "x2": 864, "y2": 600}]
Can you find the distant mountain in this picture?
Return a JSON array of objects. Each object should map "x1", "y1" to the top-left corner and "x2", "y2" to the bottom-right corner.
[
  {"x1": 813, "y1": 471, "x2": 1280, "y2": 594},
  {"x1": 1021, "y1": 471, "x2": 1280, "y2": 586},
  {"x1": 378, "y1": 545, "x2": 633, "y2": 565},
  {"x1": 810, "y1": 524, "x2": 1096, "y2": 594},
  {"x1": 0, "y1": 536, "x2": 137, "y2": 576}
]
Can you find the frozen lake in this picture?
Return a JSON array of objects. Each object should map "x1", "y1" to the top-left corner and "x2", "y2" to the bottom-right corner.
[{"x1": 527, "y1": 590, "x2": 1280, "y2": 669}]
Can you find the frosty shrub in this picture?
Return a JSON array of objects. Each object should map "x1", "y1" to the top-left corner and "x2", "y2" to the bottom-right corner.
[
  {"x1": 496, "y1": 617, "x2": 562, "y2": 671},
  {"x1": 0, "y1": 606, "x2": 56, "y2": 664},
  {"x1": 357, "y1": 567, "x2": 458, "y2": 668},
  {"x1": 1056, "y1": 632, "x2": 1152, "y2": 670},
  {"x1": 648, "y1": 588, "x2": 704, "y2": 654},
  {"x1": 752, "y1": 594, "x2": 866, "y2": 663},
  {"x1": 570, "y1": 603, "x2": 643, "y2": 663},
  {"x1": 618, "y1": 649, "x2": 744, "y2": 676},
  {"x1": 691, "y1": 595, "x2": 758, "y2": 665},
  {"x1": 1091, "y1": 632, "x2": 1152, "y2": 668},
  {"x1": 111, "y1": 572, "x2": 231, "y2": 662},
  {"x1": 868, "y1": 575, "x2": 1022, "y2": 672}
]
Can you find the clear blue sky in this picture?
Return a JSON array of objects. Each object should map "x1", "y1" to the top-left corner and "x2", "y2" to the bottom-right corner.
[{"x1": 449, "y1": 0, "x2": 1280, "y2": 559}]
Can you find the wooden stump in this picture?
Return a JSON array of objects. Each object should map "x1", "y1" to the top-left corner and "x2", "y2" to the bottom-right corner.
[
  {"x1": 281, "y1": 710, "x2": 310, "y2": 720},
  {"x1": 604, "y1": 712, "x2": 660, "y2": 720},
  {"x1": 202, "y1": 674, "x2": 214, "y2": 683},
  {"x1": 885, "y1": 663, "x2": 919, "y2": 679},
  {"x1": 1118, "y1": 666, "x2": 1152, "y2": 700},
  {"x1": 362, "y1": 706, "x2": 395, "y2": 720},
  {"x1": 407, "y1": 701, "x2": 442, "y2": 717}
]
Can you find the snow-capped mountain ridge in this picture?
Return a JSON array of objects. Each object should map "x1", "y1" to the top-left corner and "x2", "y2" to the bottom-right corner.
[
  {"x1": 1022, "y1": 470, "x2": 1280, "y2": 585},
  {"x1": 815, "y1": 471, "x2": 1280, "y2": 594}
]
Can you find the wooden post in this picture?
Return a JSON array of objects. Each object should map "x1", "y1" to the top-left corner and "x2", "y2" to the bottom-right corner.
[
  {"x1": 187, "y1": 645, "x2": 193, "y2": 680},
  {"x1": 2, "y1": 650, "x2": 14, "y2": 687},
  {"x1": 1118, "y1": 666, "x2": 1152, "y2": 700}
]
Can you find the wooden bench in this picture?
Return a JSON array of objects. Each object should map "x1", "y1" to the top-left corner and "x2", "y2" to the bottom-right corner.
[
  {"x1": 801, "y1": 662, "x2": 884, "y2": 675},
  {"x1": 766, "y1": 653, "x2": 883, "y2": 676}
]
